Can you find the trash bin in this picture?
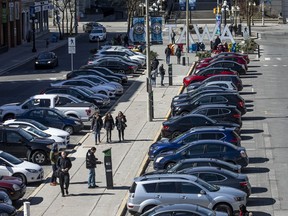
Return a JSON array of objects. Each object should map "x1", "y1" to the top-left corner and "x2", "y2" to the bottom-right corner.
[{"x1": 102, "y1": 148, "x2": 113, "y2": 189}]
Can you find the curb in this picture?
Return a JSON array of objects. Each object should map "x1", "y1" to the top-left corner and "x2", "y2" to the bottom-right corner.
[{"x1": 117, "y1": 61, "x2": 196, "y2": 216}]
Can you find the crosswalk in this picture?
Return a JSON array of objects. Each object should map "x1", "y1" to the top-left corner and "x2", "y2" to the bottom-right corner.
[{"x1": 260, "y1": 56, "x2": 288, "y2": 67}]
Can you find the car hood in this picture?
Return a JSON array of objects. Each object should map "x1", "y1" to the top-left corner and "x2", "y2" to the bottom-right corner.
[
  {"x1": 0, "y1": 175, "x2": 23, "y2": 185},
  {"x1": 14, "y1": 160, "x2": 42, "y2": 171},
  {"x1": 0, "y1": 103, "x2": 21, "y2": 109},
  {"x1": 32, "y1": 137, "x2": 55, "y2": 145},
  {"x1": 216, "y1": 185, "x2": 247, "y2": 197},
  {"x1": 44, "y1": 127, "x2": 69, "y2": 137}
]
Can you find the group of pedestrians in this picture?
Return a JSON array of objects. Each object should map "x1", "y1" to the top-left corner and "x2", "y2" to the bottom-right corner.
[{"x1": 90, "y1": 111, "x2": 127, "y2": 144}]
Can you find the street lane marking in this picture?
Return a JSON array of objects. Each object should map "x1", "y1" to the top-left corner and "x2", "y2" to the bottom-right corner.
[
  {"x1": 276, "y1": 58, "x2": 282, "y2": 61},
  {"x1": 265, "y1": 58, "x2": 271, "y2": 61},
  {"x1": 263, "y1": 65, "x2": 268, "y2": 66},
  {"x1": 283, "y1": 65, "x2": 287, "y2": 67},
  {"x1": 272, "y1": 65, "x2": 278, "y2": 67}
]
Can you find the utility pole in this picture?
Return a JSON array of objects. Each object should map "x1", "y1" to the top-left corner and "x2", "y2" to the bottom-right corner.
[
  {"x1": 74, "y1": 0, "x2": 78, "y2": 34},
  {"x1": 186, "y1": 0, "x2": 189, "y2": 54},
  {"x1": 145, "y1": 0, "x2": 153, "y2": 121},
  {"x1": 262, "y1": 0, "x2": 265, "y2": 26}
]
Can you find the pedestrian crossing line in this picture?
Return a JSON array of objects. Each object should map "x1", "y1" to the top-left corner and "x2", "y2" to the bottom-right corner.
[
  {"x1": 263, "y1": 65, "x2": 269, "y2": 67},
  {"x1": 49, "y1": 77, "x2": 57, "y2": 80},
  {"x1": 276, "y1": 58, "x2": 282, "y2": 61},
  {"x1": 272, "y1": 65, "x2": 278, "y2": 67},
  {"x1": 265, "y1": 57, "x2": 271, "y2": 61}
]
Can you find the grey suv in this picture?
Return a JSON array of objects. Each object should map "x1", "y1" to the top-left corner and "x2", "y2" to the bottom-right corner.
[{"x1": 127, "y1": 174, "x2": 247, "y2": 216}]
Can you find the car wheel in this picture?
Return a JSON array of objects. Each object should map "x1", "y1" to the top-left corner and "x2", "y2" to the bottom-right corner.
[
  {"x1": 64, "y1": 126, "x2": 74, "y2": 134},
  {"x1": 171, "y1": 131, "x2": 181, "y2": 139},
  {"x1": 13, "y1": 173, "x2": 27, "y2": 185},
  {"x1": 165, "y1": 162, "x2": 176, "y2": 170},
  {"x1": 214, "y1": 203, "x2": 233, "y2": 216},
  {"x1": 118, "y1": 70, "x2": 125, "y2": 74},
  {"x1": 32, "y1": 151, "x2": 47, "y2": 165},
  {"x1": 3, "y1": 114, "x2": 15, "y2": 122},
  {"x1": 142, "y1": 205, "x2": 156, "y2": 214}
]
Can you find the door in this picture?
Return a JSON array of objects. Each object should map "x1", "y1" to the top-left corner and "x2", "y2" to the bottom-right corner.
[
  {"x1": 154, "y1": 182, "x2": 179, "y2": 204},
  {"x1": 177, "y1": 181, "x2": 210, "y2": 207},
  {"x1": 185, "y1": 144, "x2": 206, "y2": 158},
  {"x1": 4, "y1": 131, "x2": 29, "y2": 158},
  {"x1": 25, "y1": 109, "x2": 48, "y2": 125},
  {"x1": 198, "y1": 172, "x2": 228, "y2": 187},
  {"x1": 44, "y1": 110, "x2": 65, "y2": 129},
  {"x1": 205, "y1": 144, "x2": 224, "y2": 159},
  {"x1": 106, "y1": 61, "x2": 119, "y2": 72}
]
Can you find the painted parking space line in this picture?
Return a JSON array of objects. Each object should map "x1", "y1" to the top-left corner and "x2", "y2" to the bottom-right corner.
[{"x1": 265, "y1": 58, "x2": 271, "y2": 61}]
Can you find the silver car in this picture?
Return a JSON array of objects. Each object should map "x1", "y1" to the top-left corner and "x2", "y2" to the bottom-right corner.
[{"x1": 127, "y1": 174, "x2": 246, "y2": 216}]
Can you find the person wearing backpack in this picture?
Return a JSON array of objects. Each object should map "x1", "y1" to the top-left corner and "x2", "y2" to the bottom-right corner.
[
  {"x1": 86, "y1": 147, "x2": 102, "y2": 188},
  {"x1": 159, "y1": 64, "x2": 166, "y2": 86},
  {"x1": 164, "y1": 45, "x2": 171, "y2": 65}
]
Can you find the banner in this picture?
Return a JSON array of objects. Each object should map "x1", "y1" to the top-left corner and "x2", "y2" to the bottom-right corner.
[
  {"x1": 179, "y1": 0, "x2": 196, "y2": 11},
  {"x1": 151, "y1": 16, "x2": 163, "y2": 44},
  {"x1": 132, "y1": 17, "x2": 145, "y2": 44},
  {"x1": 215, "y1": 14, "x2": 221, "y2": 35}
]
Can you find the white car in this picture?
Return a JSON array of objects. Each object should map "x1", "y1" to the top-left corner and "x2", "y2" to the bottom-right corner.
[
  {"x1": 74, "y1": 75, "x2": 123, "y2": 95},
  {"x1": 89, "y1": 27, "x2": 107, "y2": 42},
  {"x1": 0, "y1": 151, "x2": 44, "y2": 184},
  {"x1": 3, "y1": 119, "x2": 70, "y2": 145},
  {"x1": 50, "y1": 79, "x2": 116, "y2": 98}
]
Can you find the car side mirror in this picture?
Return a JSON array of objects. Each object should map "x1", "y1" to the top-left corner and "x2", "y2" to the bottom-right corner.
[{"x1": 200, "y1": 190, "x2": 206, "y2": 195}]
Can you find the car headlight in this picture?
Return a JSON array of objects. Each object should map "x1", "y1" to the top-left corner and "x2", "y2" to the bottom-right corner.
[
  {"x1": 35, "y1": 61, "x2": 39, "y2": 64},
  {"x1": 234, "y1": 196, "x2": 245, "y2": 201},
  {"x1": 150, "y1": 146, "x2": 159, "y2": 151},
  {"x1": 47, "y1": 61, "x2": 51, "y2": 64},
  {"x1": 12, "y1": 184, "x2": 21, "y2": 191},
  {"x1": 155, "y1": 157, "x2": 164, "y2": 163},
  {"x1": 26, "y1": 169, "x2": 38, "y2": 173}
]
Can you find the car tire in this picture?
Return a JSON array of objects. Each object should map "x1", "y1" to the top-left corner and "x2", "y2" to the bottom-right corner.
[
  {"x1": 32, "y1": 151, "x2": 47, "y2": 165},
  {"x1": 3, "y1": 114, "x2": 15, "y2": 122},
  {"x1": 118, "y1": 70, "x2": 125, "y2": 74},
  {"x1": 213, "y1": 203, "x2": 233, "y2": 216},
  {"x1": 64, "y1": 125, "x2": 74, "y2": 134},
  {"x1": 142, "y1": 205, "x2": 156, "y2": 214},
  {"x1": 171, "y1": 131, "x2": 181, "y2": 139},
  {"x1": 13, "y1": 173, "x2": 27, "y2": 185},
  {"x1": 164, "y1": 162, "x2": 176, "y2": 170}
]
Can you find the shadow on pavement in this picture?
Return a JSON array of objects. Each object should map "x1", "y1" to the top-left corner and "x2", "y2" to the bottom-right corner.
[
  {"x1": 69, "y1": 192, "x2": 114, "y2": 196},
  {"x1": 240, "y1": 75, "x2": 258, "y2": 79},
  {"x1": 239, "y1": 91, "x2": 257, "y2": 95},
  {"x1": 242, "y1": 116, "x2": 266, "y2": 121},
  {"x1": 241, "y1": 129, "x2": 264, "y2": 134},
  {"x1": 251, "y1": 187, "x2": 268, "y2": 194},
  {"x1": 245, "y1": 100, "x2": 254, "y2": 103},
  {"x1": 240, "y1": 135, "x2": 254, "y2": 141},
  {"x1": 29, "y1": 197, "x2": 44, "y2": 205},
  {"x1": 110, "y1": 186, "x2": 130, "y2": 190},
  {"x1": 243, "y1": 84, "x2": 253, "y2": 87},
  {"x1": 248, "y1": 65, "x2": 261, "y2": 68},
  {"x1": 242, "y1": 167, "x2": 270, "y2": 174},
  {"x1": 246, "y1": 108, "x2": 254, "y2": 112},
  {"x1": 247, "y1": 197, "x2": 276, "y2": 206},
  {"x1": 245, "y1": 104, "x2": 254, "y2": 108},
  {"x1": 249, "y1": 157, "x2": 269, "y2": 163},
  {"x1": 70, "y1": 181, "x2": 88, "y2": 185},
  {"x1": 250, "y1": 212, "x2": 271, "y2": 216}
]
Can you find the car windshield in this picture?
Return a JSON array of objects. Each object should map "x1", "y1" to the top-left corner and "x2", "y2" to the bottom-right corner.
[
  {"x1": 18, "y1": 128, "x2": 34, "y2": 141},
  {"x1": 175, "y1": 143, "x2": 190, "y2": 154},
  {"x1": 196, "y1": 178, "x2": 220, "y2": 192},
  {"x1": 27, "y1": 127, "x2": 50, "y2": 138},
  {"x1": 169, "y1": 132, "x2": 186, "y2": 142},
  {"x1": 27, "y1": 120, "x2": 48, "y2": 130},
  {"x1": 38, "y1": 53, "x2": 52, "y2": 59},
  {"x1": 77, "y1": 87, "x2": 94, "y2": 96},
  {"x1": 96, "y1": 76, "x2": 109, "y2": 83},
  {"x1": 0, "y1": 152, "x2": 23, "y2": 165},
  {"x1": 91, "y1": 29, "x2": 103, "y2": 33}
]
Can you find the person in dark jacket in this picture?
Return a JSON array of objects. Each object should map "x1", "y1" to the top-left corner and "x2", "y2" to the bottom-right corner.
[
  {"x1": 103, "y1": 112, "x2": 115, "y2": 143},
  {"x1": 175, "y1": 45, "x2": 182, "y2": 64},
  {"x1": 164, "y1": 45, "x2": 171, "y2": 65},
  {"x1": 214, "y1": 36, "x2": 221, "y2": 50},
  {"x1": 159, "y1": 64, "x2": 166, "y2": 86},
  {"x1": 49, "y1": 144, "x2": 59, "y2": 186},
  {"x1": 115, "y1": 111, "x2": 127, "y2": 142},
  {"x1": 57, "y1": 151, "x2": 72, "y2": 197},
  {"x1": 239, "y1": 204, "x2": 251, "y2": 216},
  {"x1": 86, "y1": 147, "x2": 102, "y2": 188},
  {"x1": 91, "y1": 112, "x2": 103, "y2": 145}
]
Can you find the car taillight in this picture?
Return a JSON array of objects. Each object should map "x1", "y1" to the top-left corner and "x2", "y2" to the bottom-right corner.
[
  {"x1": 233, "y1": 113, "x2": 241, "y2": 119},
  {"x1": 230, "y1": 138, "x2": 238, "y2": 144},
  {"x1": 238, "y1": 101, "x2": 244, "y2": 107},
  {"x1": 240, "y1": 150, "x2": 247, "y2": 158},
  {"x1": 240, "y1": 181, "x2": 248, "y2": 187},
  {"x1": 163, "y1": 125, "x2": 169, "y2": 130},
  {"x1": 128, "y1": 66, "x2": 134, "y2": 69}
]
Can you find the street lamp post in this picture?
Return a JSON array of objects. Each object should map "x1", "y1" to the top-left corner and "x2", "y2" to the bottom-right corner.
[
  {"x1": 248, "y1": 1, "x2": 256, "y2": 36},
  {"x1": 221, "y1": 0, "x2": 229, "y2": 28},
  {"x1": 31, "y1": 13, "x2": 37, "y2": 53}
]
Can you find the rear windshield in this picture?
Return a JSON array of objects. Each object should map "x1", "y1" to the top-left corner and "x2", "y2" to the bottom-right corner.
[{"x1": 129, "y1": 182, "x2": 137, "y2": 193}]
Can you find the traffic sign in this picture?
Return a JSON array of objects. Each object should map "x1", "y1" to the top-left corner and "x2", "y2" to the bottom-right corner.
[
  {"x1": 68, "y1": 37, "x2": 75, "y2": 47},
  {"x1": 68, "y1": 46, "x2": 76, "y2": 54}
]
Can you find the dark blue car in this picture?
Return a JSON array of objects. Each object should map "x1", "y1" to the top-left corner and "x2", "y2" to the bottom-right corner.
[
  {"x1": 153, "y1": 140, "x2": 249, "y2": 170},
  {"x1": 149, "y1": 126, "x2": 241, "y2": 160},
  {"x1": 18, "y1": 108, "x2": 84, "y2": 135}
]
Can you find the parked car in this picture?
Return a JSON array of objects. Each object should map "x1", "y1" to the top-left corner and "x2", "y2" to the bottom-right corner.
[
  {"x1": 88, "y1": 55, "x2": 142, "y2": 69},
  {"x1": 141, "y1": 204, "x2": 228, "y2": 216},
  {"x1": 79, "y1": 66, "x2": 128, "y2": 83},
  {"x1": 210, "y1": 52, "x2": 250, "y2": 64},
  {"x1": 66, "y1": 69, "x2": 122, "y2": 83},
  {"x1": 161, "y1": 114, "x2": 240, "y2": 139},
  {"x1": 0, "y1": 126, "x2": 53, "y2": 165},
  {"x1": 183, "y1": 68, "x2": 238, "y2": 87},
  {"x1": 83, "y1": 22, "x2": 103, "y2": 33},
  {"x1": 0, "y1": 175, "x2": 26, "y2": 201},
  {"x1": 42, "y1": 86, "x2": 110, "y2": 108},
  {"x1": 196, "y1": 60, "x2": 247, "y2": 75},
  {"x1": 178, "y1": 166, "x2": 251, "y2": 196},
  {"x1": 0, "y1": 151, "x2": 43, "y2": 184},
  {"x1": 187, "y1": 74, "x2": 243, "y2": 92},
  {"x1": 0, "y1": 191, "x2": 12, "y2": 205},
  {"x1": 3, "y1": 119, "x2": 70, "y2": 145},
  {"x1": 87, "y1": 59, "x2": 138, "y2": 74},
  {"x1": 89, "y1": 26, "x2": 107, "y2": 42},
  {"x1": 17, "y1": 108, "x2": 84, "y2": 135},
  {"x1": 0, "y1": 203, "x2": 17, "y2": 215},
  {"x1": 50, "y1": 79, "x2": 116, "y2": 98},
  {"x1": 190, "y1": 104, "x2": 242, "y2": 126},
  {"x1": 149, "y1": 126, "x2": 241, "y2": 160},
  {"x1": 127, "y1": 173, "x2": 247, "y2": 215},
  {"x1": 171, "y1": 92, "x2": 246, "y2": 116},
  {"x1": 153, "y1": 140, "x2": 249, "y2": 170},
  {"x1": 34, "y1": 52, "x2": 58, "y2": 69}
]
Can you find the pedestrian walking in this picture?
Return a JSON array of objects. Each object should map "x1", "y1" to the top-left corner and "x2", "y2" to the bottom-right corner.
[
  {"x1": 115, "y1": 111, "x2": 127, "y2": 142},
  {"x1": 175, "y1": 45, "x2": 182, "y2": 64},
  {"x1": 164, "y1": 45, "x2": 171, "y2": 65},
  {"x1": 123, "y1": 34, "x2": 129, "y2": 47},
  {"x1": 159, "y1": 64, "x2": 165, "y2": 86},
  {"x1": 171, "y1": 30, "x2": 176, "y2": 44},
  {"x1": 103, "y1": 112, "x2": 115, "y2": 143},
  {"x1": 91, "y1": 112, "x2": 103, "y2": 145},
  {"x1": 57, "y1": 151, "x2": 72, "y2": 197},
  {"x1": 86, "y1": 147, "x2": 102, "y2": 188},
  {"x1": 49, "y1": 144, "x2": 59, "y2": 186}
]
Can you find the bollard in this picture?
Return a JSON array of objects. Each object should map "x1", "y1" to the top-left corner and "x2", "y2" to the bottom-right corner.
[
  {"x1": 150, "y1": 91, "x2": 154, "y2": 119},
  {"x1": 168, "y1": 64, "x2": 173, "y2": 86},
  {"x1": 187, "y1": 57, "x2": 190, "y2": 66},
  {"x1": 102, "y1": 148, "x2": 113, "y2": 189},
  {"x1": 182, "y1": 56, "x2": 186, "y2": 66},
  {"x1": 24, "y1": 202, "x2": 30, "y2": 216},
  {"x1": 257, "y1": 44, "x2": 260, "y2": 59}
]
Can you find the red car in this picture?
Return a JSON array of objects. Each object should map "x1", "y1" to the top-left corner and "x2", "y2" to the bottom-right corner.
[
  {"x1": 206, "y1": 52, "x2": 250, "y2": 64},
  {"x1": 183, "y1": 68, "x2": 238, "y2": 87},
  {"x1": 0, "y1": 176, "x2": 26, "y2": 201},
  {"x1": 197, "y1": 56, "x2": 248, "y2": 70}
]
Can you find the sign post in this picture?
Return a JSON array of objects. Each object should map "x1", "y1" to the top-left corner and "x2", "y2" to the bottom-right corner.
[{"x1": 68, "y1": 37, "x2": 76, "y2": 71}]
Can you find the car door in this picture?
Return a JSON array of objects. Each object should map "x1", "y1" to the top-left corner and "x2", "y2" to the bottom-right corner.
[
  {"x1": 195, "y1": 95, "x2": 212, "y2": 106},
  {"x1": 106, "y1": 61, "x2": 119, "y2": 72},
  {"x1": 45, "y1": 110, "x2": 65, "y2": 129},
  {"x1": 205, "y1": 144, "x2": 224, "y2": 160},
  {"x1": 176, "y1": 117, "x2": 194, "y2": 132},
  {"x1": 185, "y1": 144, "x2": 206, "y2": 158},
  {"x1": 211, "y1": 96, "x2": 229, "y2": 105},
  {"x1": 154, "y1": 182, "x2": 179, "y2": 204},
  {"x1": 189, "y1": 116, "x2": 213, "y2": 127},
  {"x1": 222, "y1": 62, "x2": 235, "y2": 70},
  {"x1": 177, "y1": 181, "x2": 211, "y2": 207},
  {"x1": 206, "y1": 108, "x2": 220, "y2": 119},
  {"x1": 4, "y1": 131, "x2": 29, "y2": 158},
  {"x1": 0, "y1": 158, "x2": 12, "y2": 176},
  {"x1": 25, "y1": 109, "x2": 48, "y2": 125}
]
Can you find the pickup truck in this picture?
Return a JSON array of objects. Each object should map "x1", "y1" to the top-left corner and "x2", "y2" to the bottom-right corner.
[{"x1": 0, "y1": 94, "x2": 99, "y2": 122}]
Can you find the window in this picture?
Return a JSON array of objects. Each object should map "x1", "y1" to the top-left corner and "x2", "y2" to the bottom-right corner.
[
  {"x1": 196, "y1": 109, "x2": 207, "y2": 115},
  {"x1": 206, "y1": 109, "x2": 219, "y2": 116},
  {"x1": 57, "y1": 97, "x2": 72, "y2": 106},
  {"x1": 197, "y1": 96, "x2": 211, "y2": 104},
  {"x1": 199, "y1": 133, "x2": 216, "y2": 140},
  {"x1": 187, "y1": 145, "x2": 205, "y2": 155},
  {"x1": 215, "y1": 133, "x2": 225, "y2": 140},
  {"x1": 223, "y1": 63, "x2": 234, "y2": 68},
  {"x1": 143, "y1": 183, "x2": 157, "y2": 193},
  {"x1": 220, "y1": 108, "x2": 230, "y2": 115},
  {"x1": 107, "y1": 61, "x2": 116, "y2": 66},
  {"x1": 0, "y1": 131, "x2": 3, "y2": 142},
  {"x1": 212, "y1": 96, "x2": 228, "y2": 103},
  {"x1": 182, "y1": 134, "x2": 198, "y2": 144},
  {"x1": 28, "y1": 110, "x2": 44, "y2": 118},
  {"x1": 47, "y1": 110, "x2": 59, "y2": 119},
  {"x1": 179, "y1": 182, "x2": 201, "y2": 194},
  {"x1": 206, "y1": 144, "x2": 222, "y2": 153},
  {"x1": 6, "y1": 131, "x2": 22, "y2": 143},
  {"x1": 199, "y1": 173, "x2": 220, "y2": 182},
  {"x1": 156, "y1": 182, "x2": 177, "y2": 193},
  {"x1": 178, "y1": 162, "x2": 196, "y2": 170}
]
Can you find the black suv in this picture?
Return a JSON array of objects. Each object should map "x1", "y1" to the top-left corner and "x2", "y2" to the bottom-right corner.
[
  {"x1": 0, "y1": 126, "x2": 53, "y2": 165},
  {"x1": 205, "y1": 60, "x2": 246, "y2": 75},
  {"x1": 190, "y1": 104, "x2": 242, "y2": 126},
  {"x1": 187, "y1": 74, "x2": 243, "y2": 92},
  {"x1": 172, "y1": 92, "x2": 246, "y2": 116}
]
